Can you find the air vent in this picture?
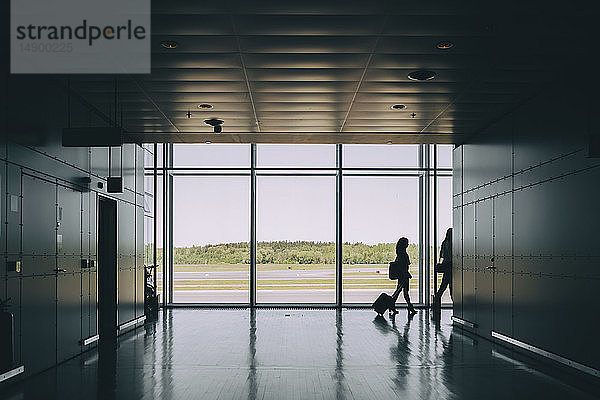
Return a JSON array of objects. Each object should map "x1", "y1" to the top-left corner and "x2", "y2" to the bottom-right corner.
[
  {"x1": 436, "y1": 41, "x2": 454, "y2": 49},
  {"x1": 408, "y1": 70, "x2": 436, "y2": 81},
  {"x1": 161, "y1": 40, "x2": 178, "y2": 49}
]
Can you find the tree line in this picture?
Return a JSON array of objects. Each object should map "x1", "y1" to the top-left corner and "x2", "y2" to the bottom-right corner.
[{"x1": 152, "y1": 241, "x2": 419, "y2": 265}]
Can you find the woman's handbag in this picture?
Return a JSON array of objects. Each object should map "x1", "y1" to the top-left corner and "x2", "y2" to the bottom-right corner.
[{"x1": 389, "y1": 261, "x2": 401, "y2": 280}]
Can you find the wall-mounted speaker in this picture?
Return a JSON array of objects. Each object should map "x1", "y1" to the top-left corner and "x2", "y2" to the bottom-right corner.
[{"x1": 107, "y1": 177, "x2": 123, "y2": 193}]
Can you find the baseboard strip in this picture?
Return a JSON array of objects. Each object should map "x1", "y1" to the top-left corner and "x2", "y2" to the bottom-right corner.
[
  {"x1": 451, "y1": 315, "x2": 476, "y2": 329},
  {"x1": 80, "y1": 334, "x2": 100, "y2": 346},
  {"x1": 118, "y1": 315, "x2": 147, "y2": 332},
  {"x1": 491, "y1": 331, "x2": 600, "y2": 378},
  {"x1": 0, "y1": 365, "x2": 24, "y2": 383}
]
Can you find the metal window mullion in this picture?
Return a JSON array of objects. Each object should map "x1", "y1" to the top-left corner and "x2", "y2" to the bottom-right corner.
[
  {"x1": 336, "y1": 144, "x2": 342, "y2": 307},
  {"x1": 162, "y1": 143, "x2": 168, "y2": 307},
  {"x1": 433, "y1": 145, "x2": 438, "y2": 293},
  {"x1": 167, "y1": 143, "x2": 174, "y2": 305},
  {"x1": 418, "y1": 147, "x2": 424, "y2": 305},
  {"x1": 153, "y1": 143, "x2": 157, "y2": 295},
  {"x1": 250, "y1": 144, "x2": 257, "y2": 307},
  {"x1": 423, "y1": 145, "x2": 431, "y2": 307}
]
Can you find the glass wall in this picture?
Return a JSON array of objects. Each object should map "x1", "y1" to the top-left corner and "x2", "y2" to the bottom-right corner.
[
  {"x1": 257, "y1": 175, "x2": 336, "y2": 303},
  {"x1": 429, "y1": 145, "x2": 454, "y2": 305},
  {"x1": 145, "y1": 143, "x2": 453, "y2": 306},
  {"x1": 172, "y1": 176, "x2": 250, "y2": 303},
  {"x1": 342, "y1": 176, "x2": 420, "y2": 304}
]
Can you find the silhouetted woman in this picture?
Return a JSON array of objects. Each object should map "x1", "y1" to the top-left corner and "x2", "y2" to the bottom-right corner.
[
  {"x1": 433, "y1": 228, "x2": 453, "y2": 310},
  {"x1": 390, "y1": 237, "x2": 417, "y2": 317}
]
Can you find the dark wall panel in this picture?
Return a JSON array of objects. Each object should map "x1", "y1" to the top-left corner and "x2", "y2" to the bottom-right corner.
[
  {"x1": 57, "y1": 186, "x2": 82, "y2": 257},
  {"x1": 118, "y1": 268, "x2": 135, "y2": 325},
  {"x1": 0, "y1": 139, "x2": 145, "y2": 379},
  {"x1": 22, "y1": 176, "x2": 56, "y2": 256},
  {"x1": 57, "y1": 271, "x2": 82, "y2": 362},
  {"x1": 7, "y1": 164, "x2": 22, "y2": 256},
  {"x1": 453, "y1": 81, "x2": 600, "y2": 372},
  {"x1": 6, "y1": 277, "x2": 21, "y2": 364},
  {"x1": 21, "y1": 276, "x2": 56, "y2": 374}
]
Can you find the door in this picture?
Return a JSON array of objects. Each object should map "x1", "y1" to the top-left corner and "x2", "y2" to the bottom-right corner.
[
  {"x1": 57, "y1": 185, "x2": 82, "y2": 362},
  {"x1": 475, "y1": 199, "x2": 494, "y2": 337},
  {"x1": 98, "y1": 197, "x2": 117, "y2": 346}
]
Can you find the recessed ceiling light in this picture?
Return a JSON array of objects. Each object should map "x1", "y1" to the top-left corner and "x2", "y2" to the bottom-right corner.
[
  {"x1": 198, "y1": 103, "x2": 213, "y2": 109},
  {"x1": 205, "y1": 141, "x2": 212, "y2": 144},
  {"x1": 408, "y1": 70, "x2": 436, "y2": 81},
  {"x1": 436, "y1": 41, "x2": 454, "y2": 49},
  {"x1": 391, "y1": 104, "x2": 406, "y2": 110},
  {"x1": 161, "y1": 40, "x2": 178, "y2": 49}
]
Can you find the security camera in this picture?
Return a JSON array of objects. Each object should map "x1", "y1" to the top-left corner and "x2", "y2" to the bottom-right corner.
[{"x1": 204, "y1": 118, "x2": 224, "y2": 134}]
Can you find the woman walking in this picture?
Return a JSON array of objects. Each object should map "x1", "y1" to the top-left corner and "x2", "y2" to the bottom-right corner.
[{"x1": 390, "y1": 237, "x2": 417, "y2": 317}]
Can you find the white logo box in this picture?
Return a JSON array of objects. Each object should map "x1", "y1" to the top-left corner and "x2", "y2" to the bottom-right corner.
[{"x1": 11, "y1": 0, "x2": 150, "y2": 74}]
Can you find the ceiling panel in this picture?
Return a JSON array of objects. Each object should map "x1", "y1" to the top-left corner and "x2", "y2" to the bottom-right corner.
[{"x1": 63, "y1": 0, "x2": 592, "y2": 143}]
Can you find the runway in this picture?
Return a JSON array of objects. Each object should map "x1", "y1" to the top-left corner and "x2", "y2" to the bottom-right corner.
[{"x1": 158, "y1": 266, "x2": 451, "y2": 304}]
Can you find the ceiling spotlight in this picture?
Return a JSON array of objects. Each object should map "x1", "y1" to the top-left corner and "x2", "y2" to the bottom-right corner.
[
  {"x1": 407, "y1": 70, "x2": 436, "y2": 81},
  {"x1": 411, "y1": 112, "x2": 417, "y2": 118},
  {"x1": 161, "y1": 40, "x2": 178, "y2": 49},
  {"x1": 198, "y1": 103, "x2": 213, "y2": 109},
  {"x1": 386, "y1": 141, "x2": 393, "y2": 145},
  {"x1": 391, "y1": 104, "x2": 406, "y2": 110},
  {"x1": 205, "y1": 141, "x2": 212, "y2": 144},
  {"x1": 204, "y1": 118, "x2": 224, "y2": 133},
  {"x1": 186, "y1": 111, "x2": 192, "y2": 119},
  {"x1": 436, "y1": 41, "x2": 454, "y2": 49}
]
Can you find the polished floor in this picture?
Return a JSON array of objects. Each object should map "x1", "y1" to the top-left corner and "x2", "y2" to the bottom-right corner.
[{"x1": 1, "y1": 309, "x2": 598, "y2": 400}]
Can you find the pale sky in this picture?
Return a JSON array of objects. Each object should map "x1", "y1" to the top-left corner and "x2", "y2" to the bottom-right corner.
[{"x1": 160, "y1": 144, "x2": 453, "y2": 247}]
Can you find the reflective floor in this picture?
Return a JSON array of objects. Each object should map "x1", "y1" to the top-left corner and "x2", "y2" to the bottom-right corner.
[{"x1": 1, "y1": 309, "x2": 598, "y2": 399}]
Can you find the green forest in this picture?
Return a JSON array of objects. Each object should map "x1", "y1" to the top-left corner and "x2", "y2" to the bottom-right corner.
[{"x1": 151, "y1": 241, "x2": 419, "y2": 265}]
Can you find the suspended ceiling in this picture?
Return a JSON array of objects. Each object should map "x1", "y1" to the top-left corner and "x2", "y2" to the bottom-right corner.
[{"x1": 66, "y1": 0, "x2": 593, "y2": 144}]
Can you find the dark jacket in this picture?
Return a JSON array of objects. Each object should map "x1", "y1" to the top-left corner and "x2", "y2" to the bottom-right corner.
[
  {"x1": 438, "y1": 237, "x2": 452, "y2": 275},
  {"x1": 394, "y1": 251, "x2": 412, "y2": 279}
]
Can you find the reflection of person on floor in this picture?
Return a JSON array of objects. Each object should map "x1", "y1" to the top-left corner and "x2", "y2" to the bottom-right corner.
[
  {"x1": 389, "y1": 312, "x2": 413, "y2": 390},
  {"x1": 390, "y1": 237, "x2": 417, "y2": 317},
  {"x1": 433, "y1": 228, "x2": 453, "y2": 311}
]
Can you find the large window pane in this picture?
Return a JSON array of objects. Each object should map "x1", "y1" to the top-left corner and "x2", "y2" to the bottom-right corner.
[
  {"x1": 256, "y1": 144, "x2": 335, "y2": 168},
  {"x1": 156, "y1": 174, "x2": 164, "y2": 301},
  {"x1": 437, "y1": 145, "x2": 453, "y2": 169},
  {"x1": 173, "y1": 176, "x2": 250, "y2": 303},
  {"x1": 343, "y1": 145, "x2": 419, "y2": 168},
  {"x1": 342, "y1": 177, "x2": 420, "y2": 304},
  {"x1": 435, "y1": 176, "x2": 453, "y2": 305},
  {"x1": 257, "y1": 176, "x2": 335, "y2": 303},
  {"x1": 173, "y1": 144, "x2": 250, "y2": 168}
]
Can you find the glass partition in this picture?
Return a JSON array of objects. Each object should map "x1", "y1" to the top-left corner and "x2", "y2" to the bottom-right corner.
[
  {"x1": 172, "y1": 176, "x2": 250, "y2": 303},
  {"x1": 256, "y1": 175, "x2": 336, "y2": 303},
  {"x1": 343, "y1": 144, "x2": 419, "y2": 168},
  {"x1": 173, "y1": 144, "x2": 250, "y2": 168},
  {"x1": 256, "y1": 144, "x2": 335, "y2": 168},
  {"x1": 342, "y1": 177, "x2": 420, "y2": 304},
  {"x1": 148, "y1": 143, "x2": 453, "y2": 306}
]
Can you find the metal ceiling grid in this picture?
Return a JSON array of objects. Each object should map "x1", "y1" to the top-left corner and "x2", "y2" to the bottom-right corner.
[{"x1": 66, "y1": 0, "x2": 593, "y2": 144}]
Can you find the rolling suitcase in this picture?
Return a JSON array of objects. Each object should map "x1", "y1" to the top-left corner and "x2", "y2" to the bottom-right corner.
[{"x1": 372, "y1": 293, "x2": 394, "y2": 315}]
